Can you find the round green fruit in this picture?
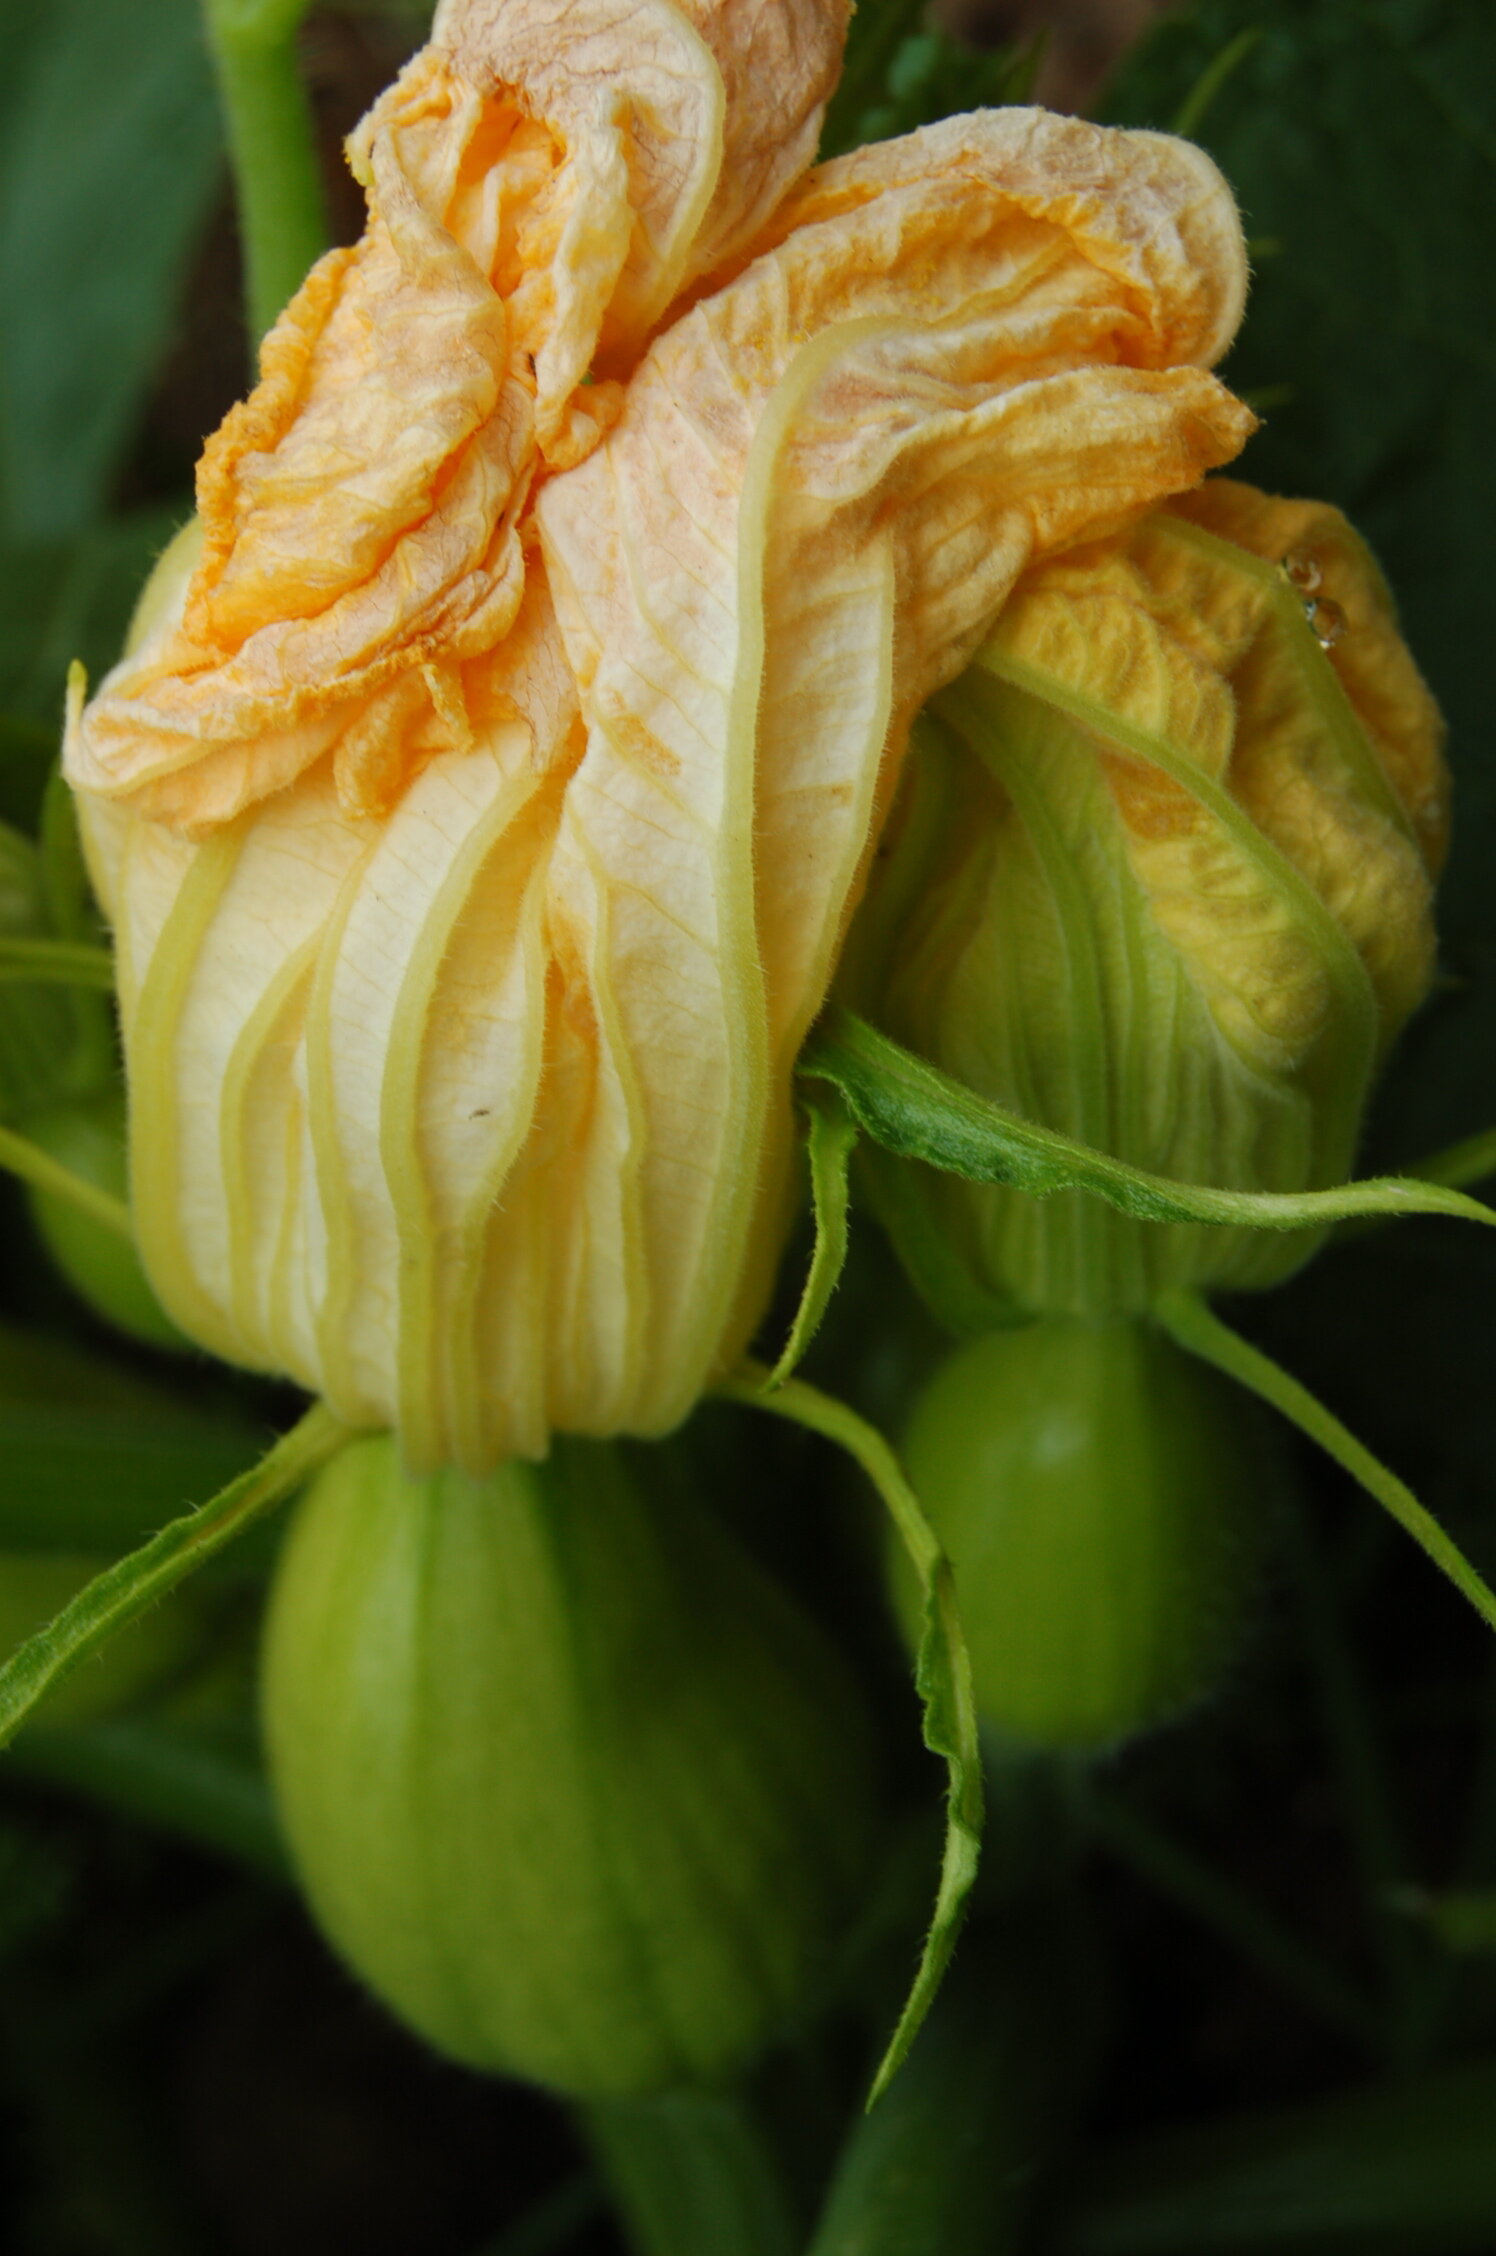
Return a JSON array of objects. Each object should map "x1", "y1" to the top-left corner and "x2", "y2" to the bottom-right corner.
[
  {"x1": 262, "y1": 1433, "x2": 879, "y2": 2097},
  {"x1": 895, "y1": 1315, "x2": 1265, "y2": 1751}
]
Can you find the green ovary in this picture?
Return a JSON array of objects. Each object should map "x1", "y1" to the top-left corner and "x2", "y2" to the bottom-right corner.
[
  {"x1": 261, "y1": 1431, "x2": 880, "y2": 2097},
  {"x1": 891, "y1": 1316, "x2": 1266, "y2": 1751}
]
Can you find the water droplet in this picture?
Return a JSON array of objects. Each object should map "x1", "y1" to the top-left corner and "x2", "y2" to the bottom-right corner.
[
  {"x1": 1305, "y1": 596, "x2": 1347, "y2": 649},
  {"x1": 1281, "y1": 549, "x2": 1322, "y2": 595}
]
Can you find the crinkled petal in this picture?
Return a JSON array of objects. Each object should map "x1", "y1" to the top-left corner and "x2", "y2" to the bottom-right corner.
[
  {"x1": 976, "y1": 491, "x2": 1442, "y2": 1051},
  {"x1": 66, "y1": 0, "x2": 848, "y2": 836}
]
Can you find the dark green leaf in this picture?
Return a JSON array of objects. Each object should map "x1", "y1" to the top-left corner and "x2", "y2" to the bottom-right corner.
[
  {"x1": 1056, "y1": 2058, "x2": 1496, "y2": 2254},
  {"x1": 6, "y1": 1713, "x2": 288, "y2": 1879},
  {"x1": 0, "y1": 505, "x2": 188, "y2": 737},
  {"x1": 0, "y1": 1322, "x2": 264, "y2": 1552},
  {"x1": 0, "y1": 0, "x2": 222, "y2": 540}
]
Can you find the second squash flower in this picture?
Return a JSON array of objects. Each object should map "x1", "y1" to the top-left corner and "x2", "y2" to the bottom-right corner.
[{"x1": 64, "y1": 0, "x2": 1254, "y2": 1470}]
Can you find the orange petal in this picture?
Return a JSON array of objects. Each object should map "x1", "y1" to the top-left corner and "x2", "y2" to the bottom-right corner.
[{"x1": 66, "y1": 0, "x2": 849, "y2": 837}]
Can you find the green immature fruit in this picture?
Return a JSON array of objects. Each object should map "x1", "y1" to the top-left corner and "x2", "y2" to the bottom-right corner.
[
  {"x1": 262, "y1": 1433, "x2": 879, "y2": 2098},
  {"x1": 25, "y1": 1089, "x2": 188, "y2": 1351},
  {"x1": 893, "y1": 1317, "x2": 1262, "y2": 1751}
]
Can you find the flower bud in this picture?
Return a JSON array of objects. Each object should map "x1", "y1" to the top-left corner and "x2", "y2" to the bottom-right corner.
[
  {"x1": 25, "y1": 1088, "x2": 188, "y2": 1352},
  {"x1": 889, "y1": 1316, "x2": 1265, "y2": 1750},
  {"x1": 846, "y1": 481, "x2": 1447, "y2": 1321},
  {"x1": 261, "y1": 1432, "x2": 879, "y2": 2096}
]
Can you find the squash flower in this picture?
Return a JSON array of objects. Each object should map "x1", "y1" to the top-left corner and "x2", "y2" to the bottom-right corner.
[
  {"x1": 845, "y1": 479, "x2": 1449, "y2": 1325},
  {"x1": 63, "y1": 0, "x2": 1255, "y2": 1472}
]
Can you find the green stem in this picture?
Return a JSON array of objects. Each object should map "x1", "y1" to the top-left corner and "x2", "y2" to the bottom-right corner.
[
  {"x1": 582, "y1": 2092, "x2": 802, "y2": 2256},
  {"x1": 0, "y1": 938, "x2": 115, "y2": 990},
  {"x1": 0, "y1": 1122, "x2": 132, "y2": 1237},
  {"x1": 0, "y1": 1402, "x2": 344, "y2": 1745},
  {"x1": 1155, "y1": 1289, "x2": 1496, "y2": 1639},
  {"x1": 203, "y1": 0, "x2": 329, "y2": 343},
  {"x1": 1082, "y1": 1785, "x2": 1381, "y2": 2048}
]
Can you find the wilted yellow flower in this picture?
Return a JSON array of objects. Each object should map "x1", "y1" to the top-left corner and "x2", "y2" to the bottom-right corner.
[
  {"x1": 848, "y1": 479, "x2": 1449, "y2": 1317},
  {"x1": 64, "y1": 0, "x2": 1254, "y2": 1470}
]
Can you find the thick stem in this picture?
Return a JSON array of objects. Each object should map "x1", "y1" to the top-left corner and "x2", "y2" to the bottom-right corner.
[
  {"x1": 582, "y1": 2092, "x2": 802, "y2": 2256},
  {"x1": 203, "y1": 0, "x2": 329, "y2": 344}
]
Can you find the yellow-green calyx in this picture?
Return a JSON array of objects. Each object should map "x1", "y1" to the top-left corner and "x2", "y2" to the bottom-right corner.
[
  {"x1": 846, "y1": 480, "x2": 1448, "y2": 1322},
  {"x1": 261, "y1": 1431, "x2": 879, "y2": 2098}
]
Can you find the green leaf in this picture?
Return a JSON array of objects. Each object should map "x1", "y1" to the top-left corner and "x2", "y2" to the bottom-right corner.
[
  {"x1": 820, "y1": 0, "x2": 1039, "y2": 160},
  {"x1": 0, "y1": 505, "x2": 188, "y2": 734},
  {"x1": 1155, "y1": 1289, "x2": 1496, "y2": 1641},
  {"x1": 0, "y1": 0, "x2": 223, "y2": 540},
  {"x1": 0, "y1": 1323, "x2": 264, "y2": 1552},
  {"x1": 764, "y1": 1093, "x2": 857, "y2": 1389},
  {"x1": 1055, "y1": 2057, "x2": 1496, "y2": 2254},
  {"x1": 6, "y1": 1712, "x2": 289, "y2": 1879},
  {"x1": 715, "y1": 1361, "x2": 983, "y2": 2107},
  {"x1": 0, "y1": 715, "x2": 57, "y2": 834},
  {"x1": 0, "y1": 822, "x2": 84, "y2": 1123},
  {"x1": 0, "y1": 1401, "x2": 344, "y2": 1744},
  {"x1": 800, "y1": 1009, "x2": 1496, "y2": 1237}
]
